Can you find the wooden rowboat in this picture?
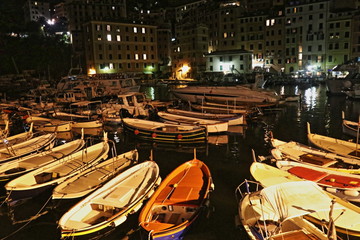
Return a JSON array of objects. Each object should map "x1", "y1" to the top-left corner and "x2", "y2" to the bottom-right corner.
[
  {"x1": 276, "y1": 160, "x2": 360, "y2": 203},
  {"x1": 342, "y1": 111, "x2": 360, "y2": 139},
  {"x1": 236, "y1": 180, "x2": 334, "y2": 240},
  {"x1": 52, "y1": 149, "x2": 138, "y2": 200},
  {"x1": 157, "y1": 111, "x2": 228, "y2": 134},
  {"x1": 270, "y1": 138, "x2": 360, "y2": 174},
  {"x1": 139, "y1": 154, "x2": 214, "y2": 240},
  {"x1": 250, "y1": 161, "x2": 360, "y2": 237},
  {"x1": 0, "y1": 137, "x2": 85, "y2": 181},
  {"x1": 166, "y1": 108, "x2": 246, "y2": 126},
  {"x1": 307, "y1": 122, "x2": 360, "y2": 160},
  {"x1": 0, "y1": 122, "x2": 34, "y2": 149},
  {"x1": 59, "y1": 161, "x2": 161, "y2": 239},
  {"x1": 5, "y1": 133, "x2": 110, "y2": 204},
  {"x1": 122, "y1": 118, "x2": 207, "y2": 144}
]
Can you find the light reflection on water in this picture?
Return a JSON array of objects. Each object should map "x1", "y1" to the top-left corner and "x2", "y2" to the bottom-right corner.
[{"x1": 0, "y1": 84, "x2": 359, "y2": 240}]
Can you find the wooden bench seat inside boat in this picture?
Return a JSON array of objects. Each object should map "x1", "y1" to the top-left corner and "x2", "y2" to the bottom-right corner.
[
  {"x1": 155, "y1": 167, "x2": 205, "y2": 205},
  {"x1": 299, "y1": 154, "x2": 336, "y2": 166},
  {"x1": 270, "y1": 230, "x2": 322, "y2": 240},
  {"x1": 288, "y1": 167, "x2": 328, "y2": 182}
]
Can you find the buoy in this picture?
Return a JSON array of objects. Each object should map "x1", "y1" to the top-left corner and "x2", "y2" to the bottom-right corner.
[
  {"x1": 134, "y1": 129, "x2": 140, "y2": 135},
  {"x1": 344, "y1": 190, "x2": 359, "y2": 197},
  {"x1": 177, "y1": 134, "x2": 183, "y2": 139},
  {"x1": 326, "y1": 187, "x2": 337, "y2": 194},
  {"x1": 151, "y1": 132, "x2": 157, "y2": 138}
]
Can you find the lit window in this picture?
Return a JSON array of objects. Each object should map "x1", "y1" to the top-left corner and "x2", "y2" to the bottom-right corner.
[
  {"x1": 97, "y1": 35, "x2": 102, "y2": 41},
  {"x1": 177, "y1": 47, "x2": 181, "y2": 52},
  {"x1": 106, "y1": 25, "x2": 111, "y2": 31},
  {"x1": 109, "y1": 63, "x2": 114, "y2": 69},
  {"x1": 143, "y1": 54, "x2": 147, "y2": 60},
  {"x1": 223, "y1": 32, "x2": 227, "y2": 38},
  {"x1": 135, "y1": 54, "x2": 139, "y2": 60},
  {"x1": 116, "y1": 35, "x2": 121, "y2": 41},
  {"x1": 142, "y1": 27, "x2": 145, "y2": 34},
  {"x1": 107, "y1": 34, "x2": 112, "y2": 41},
  {"x1": 116, "y1": 27, "x2": 120, "y2": 32},
  {"x1": 96, "y1": 25, "x2": 101, "y2": 31},
  {"x1": 134, "y1": 27, "x2": 137, "y2": 33},
  {"x1": 112, "y1": 6, "x2": 115, "y2": 10}
]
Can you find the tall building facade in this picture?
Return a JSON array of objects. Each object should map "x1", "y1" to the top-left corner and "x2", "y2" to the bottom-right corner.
[
  {"x1": 83, "y1": 21, "x2": 158, "y2": 76},
  {"x1": 24, "y1": 0, "x2": 51, "y2": 23}
]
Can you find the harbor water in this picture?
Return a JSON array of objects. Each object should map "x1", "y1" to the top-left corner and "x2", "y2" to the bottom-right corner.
[{"x1": 0, "y1": 83, "x2": 359, "y2": 240}]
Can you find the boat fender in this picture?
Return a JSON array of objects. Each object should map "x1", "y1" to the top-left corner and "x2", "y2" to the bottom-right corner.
[
  {"x1": 344, "y1": 190, "x2": 359, "y2": 197},
  {"x1": 326, "y1": 188, "x2": 337, "y2": 194},
  {"x1": 271, "y1": 149, "x2": 282, "y2": 160},
  {"x1": 151, "y1": 133, "x2": 157, "y2": 138},
  {"x1": 111, "y1": 215, "x2": 127, "y2": 227},
  {"x1": 134, "y1": 129, "x2": 140, "y2": 135},
  {"x1": 177, "y1": 134, "x2": 183, "y2": 139}
]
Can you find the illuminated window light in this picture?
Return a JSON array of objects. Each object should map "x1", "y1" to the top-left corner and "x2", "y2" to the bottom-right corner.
[
  {"x1": 106, "y1": 25, "x2": 111, "y2": 31},
  {"x1": 143, "y1": 54, "x2": 147, "y2": 60},
  {"x1": 107, "y1": 34, "x2": 112, "y2": 41},
  {"x1": 142, "y1": 27, "x2": 145, "y2": 34},
  {"x1": 109, "y1": 63, "x2": 114, "y2": 69},
  {"x1": 135, "y1": 54, "x2": 139, "y2": 60},
  {"x1": 116, "y1": 35, "x2": 121, "y2": 41},
  {"x1": 133, "y1": 27, "x2": 137, "y2": 33}
]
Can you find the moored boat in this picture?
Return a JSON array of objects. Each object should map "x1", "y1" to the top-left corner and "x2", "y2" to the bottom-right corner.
[
  {"x1": 342, "y1": 111, "x2": 359, "y2": 139},
  {"x1": 0, "y1": 132, "x2": 57, "y2": 165},
  {"x1": 166, "y1": 108, "x2": 246, "y2": 126},
  {"x1": 139, "y1": 154, "x2": 214, "y2": 240},
  {"x1": 52, "y1": 149, "x2": 138, "y2": 200},
  {"x1": 250, "y1": 161, "x2": 360, "y2": 236},
  {"x1": 275, "y1": 160, "x2": 360, "y2": 203},
  {"x1": 236, "y1": 180, "x2": 336, "y2": 240},
  {"x1": 0, "y1": 137, "x2": 85, "y2": 181},
  {"x1": 122, "y1": 118, "x2": 207, "y2": 144},
  {"x1": 5, "y1": 133, "x2": 110, "y2": 204},
  {"x1": 0, "y1": 122, "x2": 34, "y2": 149},
  {"x1": 307, "y1": 122, "x2": 360, "y2": 160},
  {"x1": 270, "y1": 138, "x2": 360, "y2": 173},
  {"x1": 26, "y1": 115, "x2": 72, "y2": 132},
  {"x1": 58, "y1": 160, "x2": 161, "y2": 239},
  {"x1": 157, "y1": 111, "x2": 228, "y2": 134}
]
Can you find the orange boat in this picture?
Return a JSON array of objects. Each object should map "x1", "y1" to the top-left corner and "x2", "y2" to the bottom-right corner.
[{"x1": 139, "y1": 154, "x2": 214, "y2": 240}]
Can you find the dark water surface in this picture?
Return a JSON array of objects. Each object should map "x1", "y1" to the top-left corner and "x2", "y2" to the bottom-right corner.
[{"x1": 0, "y1": 84, "x2": 359, "y2": 240}]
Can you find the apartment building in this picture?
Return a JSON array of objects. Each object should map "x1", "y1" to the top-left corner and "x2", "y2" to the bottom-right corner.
[
  {"x1": 204, "y1": 49, "x2": 252, "y2": 74},
  {"x1": 64, "y1": 0, "x2": 127, "y2": 63},
  {"x1": 326, "y1": 10, "x2": 354, "y2": 71},
  {"x1": 83, "y1": 21, "x2": 158, "y2": 76},
  {"x1": 264, "y1": 8, "x2": 286, "y2": 72},
  {"x1": 24, "y1": 0, "x2": 51, "y2": 23},
  {"x1": 172, "y1": 23, "x2": 208, "y2": 79}
]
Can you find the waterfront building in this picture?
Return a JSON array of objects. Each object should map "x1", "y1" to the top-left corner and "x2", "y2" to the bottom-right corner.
[
  {"x1": 83, "y1": 21, "x2": 158, "y2": 76},
  {"x1": 24, "y1": 0, "x2": 51, "y2": 23}
]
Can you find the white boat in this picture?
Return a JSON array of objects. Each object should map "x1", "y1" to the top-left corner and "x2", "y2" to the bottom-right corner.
[
  {"x1": 166, "y1": 108, "x2": 246, "y2": 126},
  {"x1": 0, "y1": 132, "x2": 57, "y2": 164},
  {"x1": 101, "y1": 92, "x2": 152, "y2": 122},
  {"x1": 275, "y1": 160, "x2": 360, "y2": 202},
  {"x1": 250, "y1": 161, "x2": 360, "y2": 237},
  {"x1": 271, "y1": 138, "x2": 360, "y2": 173},
  {"x1": 157, "y1": 111, "x2": 228, "y2": 134},
  {"x1": 0, "y1": 122, "x2": 34, "y2": 149},
  {"x1": 0, "y1": 137, "x2": 85, "y2": 181},
  {"x1": 52, "y1": 149, "x2": 138, "y2": 200},
  {"x1": 342, "y1": 111, "x2": 359, "y2": 139},
  {"x1": 26, "y1": 115, "x2": 72, "y2": 132},
  {"x1": 307, "y1": 122, "x2": 360, "y2": 160},
  {"x1": 58, "y1": 161, "x2": 161, "y2": 239},
  {"x1": 5, "y1": 133, "x2": 110, "y2": 204},
  {"x1": 69, "y1": 101, "x2": 104, "y2": 129},
  {"x1": 190, "y1": 103, "x2": 250, "y2": 115},
  {"x1": 171, "y1": 85, "x2": 279, "y2": 104},
  {"x1": 236, "y1": 180, "x2": 336, "y2": 240}
]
